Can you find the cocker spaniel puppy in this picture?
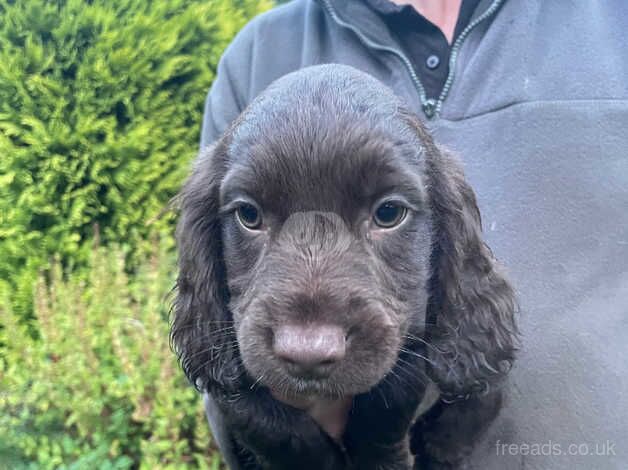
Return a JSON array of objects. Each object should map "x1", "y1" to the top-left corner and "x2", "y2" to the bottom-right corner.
[{"x1": 171, "y1": 65, "x2": 518, "y2": 470}]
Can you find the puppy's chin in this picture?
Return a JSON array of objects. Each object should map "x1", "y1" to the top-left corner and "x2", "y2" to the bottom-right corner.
[
  {"x1": 262, "y1": 374, "x2": 370, "y2": 400},
  {"x1": 270, "y1": 384, "x2": 344, "y2": 406},
  {"x1": 241, "y1": 348, "x2": 398, "y2": 402}
]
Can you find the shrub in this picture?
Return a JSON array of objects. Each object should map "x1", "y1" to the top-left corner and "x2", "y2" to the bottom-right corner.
[
  {"x1": 0, "y1": 0, "x2": 271, "y2": 317},
  {"x1": 0, "y1": 238, "x2": 224, "y2": 468}
]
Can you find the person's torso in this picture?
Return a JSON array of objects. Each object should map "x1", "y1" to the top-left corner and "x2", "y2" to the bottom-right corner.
[{"x1": 211, "y1": 1, "x2": 628, "y2": 467}]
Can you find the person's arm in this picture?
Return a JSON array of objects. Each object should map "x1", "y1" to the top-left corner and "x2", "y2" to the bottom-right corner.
[
  {"x1": 199, "y1": 20, "x2": 256, "y2": 149},
  {"x1": 200, "y1": 59, "x2": 244, "y2": 149}
]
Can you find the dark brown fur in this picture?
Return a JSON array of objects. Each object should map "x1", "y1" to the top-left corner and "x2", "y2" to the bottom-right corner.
[{"x1": 171, "y1": 65, "x2": 518, "y2": 469}]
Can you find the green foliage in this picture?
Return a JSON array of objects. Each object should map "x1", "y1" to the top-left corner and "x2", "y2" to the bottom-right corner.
[
  {"x1": 0, "y1": 0, "x2": 276, "y2": 466},
  {"x1": 0, "y1": 0, "x2": 271, "y2": 317},
  {"x1": 0, "y1": 239, "x2": 225, "y2": 468}
]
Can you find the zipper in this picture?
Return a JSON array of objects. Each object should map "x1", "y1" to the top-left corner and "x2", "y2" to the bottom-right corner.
[
  {"x1": 435, "y1": 0, "x2": 503, "y2": 116},
  {"x1": 320, "y1": 0, "x2": 502, "y2": 120},
  {"x1": 320, "y1": 0, "x2": 429, "y2": 113}
]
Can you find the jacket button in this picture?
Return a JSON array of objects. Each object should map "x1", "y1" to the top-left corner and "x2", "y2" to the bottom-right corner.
[{"x1": 426, "y1": 54, "x2": 440, "y2": 69}]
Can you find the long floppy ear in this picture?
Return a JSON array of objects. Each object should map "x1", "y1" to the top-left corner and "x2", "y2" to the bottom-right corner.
[
  {"x1": 170, "y1": 141, "x2": 241, "y2": 392},
  {"x1": 398, "y1": 109, "x2": 518, "y2": 399},
  {"x1": 424, "y1": 145, "x2": 519, "y2": 400}
]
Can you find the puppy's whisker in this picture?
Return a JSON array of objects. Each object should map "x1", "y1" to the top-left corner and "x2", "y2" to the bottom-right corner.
[
  {"x1": 185, "y1": 336, "x2": 239, "y2": 348},
  {"x1": 399, "y1": 347, "x2": 438, "y2": 367},
  {"x1": 377, "y1": 386, "x2": 390, "y2": 409},
  {"x1": 185, "y1": 331, "x2": 238, "y2": 344},
  {"x1": 394, "y1": 357, "x2": 428, "y2": 388},
  {"x1": 204, "y1": 326, "x2": 236, "y2": 336},
  {"x1": 386, "y1": 366, "x2": 414, "y2": 391},
  {"x1": 170, "y1": 324, "x2": 235, "y2": 334},
  {"x1": 184, "y1": 341, "x2": 239, "y2": 363},
  {"x1": 250, "y1": 374, "x2": 265, "y2": 391},
  {"x1": 402, "y1": 333, "x2": 447, "y2": 354}
]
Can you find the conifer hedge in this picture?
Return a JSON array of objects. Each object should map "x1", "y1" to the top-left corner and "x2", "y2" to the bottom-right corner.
[
  {"x1": 0, "y1": 0, "x2": 271, "y2": 317},
  {"x1": 0, "y1": 0, "x2": 272, "y2": 467}
]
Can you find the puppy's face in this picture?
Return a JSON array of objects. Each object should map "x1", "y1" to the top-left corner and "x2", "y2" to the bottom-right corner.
[
  {"x1": 173, "y1": 67, "x2": 517, "y2": 403},
  {"x1": 219, "y1": 110, "x2": 432, "y2": 399}
]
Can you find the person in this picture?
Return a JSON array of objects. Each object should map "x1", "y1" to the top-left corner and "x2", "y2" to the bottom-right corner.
[{"x1": 199, "y1": 1, "x2": 628, "y2": 468}]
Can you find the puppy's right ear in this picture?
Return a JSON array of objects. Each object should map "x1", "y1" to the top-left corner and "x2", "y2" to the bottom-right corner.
[{"x1": 171, "y1": 142, "x2": 238, "y2": 392}]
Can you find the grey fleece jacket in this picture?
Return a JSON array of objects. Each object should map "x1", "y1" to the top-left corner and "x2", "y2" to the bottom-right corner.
[{"x1": 200, "y1": 1, "x2": 628, "y2": 469}]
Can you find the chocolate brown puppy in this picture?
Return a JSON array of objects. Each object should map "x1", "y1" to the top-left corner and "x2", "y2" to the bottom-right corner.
[{"x1": 171, "y1": 65, "x2": 518, "y2": 469}]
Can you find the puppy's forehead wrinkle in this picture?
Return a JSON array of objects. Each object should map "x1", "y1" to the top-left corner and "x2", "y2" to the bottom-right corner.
[
  {"x1": 276, "y1": 211, "x2": 351, "y2": 249},
  {"x1": 224, "y1": 119, "x2": 427, "y2": 219},
  {"x1": 222, "y1": 68, "x2": 428, "y2": 217},
  {"x1": 221, "y1": 66, "x2": 426, "y2": 223}
]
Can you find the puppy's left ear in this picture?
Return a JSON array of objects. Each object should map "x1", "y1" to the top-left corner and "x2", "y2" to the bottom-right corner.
[
  {"x1": 401, "y1": 111, "x2": 518, "y2": 400},
  {"x1": 170, "y1": 141, "x2": 240, "y2": 392}
]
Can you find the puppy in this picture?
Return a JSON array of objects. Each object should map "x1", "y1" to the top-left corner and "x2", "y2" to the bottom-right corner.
[{"x1": 171, "y1": 65, "x2": 518, "y2": 469}]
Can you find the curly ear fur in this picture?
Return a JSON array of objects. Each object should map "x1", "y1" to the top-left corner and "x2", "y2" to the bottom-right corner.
[
  {"x1": 170, "y1": 141, "x2": 241, "y2": 392},
  {"x1": 398, "y1": 110, "x2": 518, "y2": 400},
  {"x1": 425, "y1": 146, "x2": 519, "y2": 400}
]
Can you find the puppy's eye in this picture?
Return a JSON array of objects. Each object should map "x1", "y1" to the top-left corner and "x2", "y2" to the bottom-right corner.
[
  {"x1": 236, "y1": 203, "x2": 262, "y2": 230},
  {"x1": 373, "y1": 201, "x2": 407, "y2": 228}
]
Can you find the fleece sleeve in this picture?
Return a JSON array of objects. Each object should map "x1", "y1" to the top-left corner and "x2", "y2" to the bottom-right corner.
[{"x1": 199, "y1": 22, "x2": 255, "y2": 150}]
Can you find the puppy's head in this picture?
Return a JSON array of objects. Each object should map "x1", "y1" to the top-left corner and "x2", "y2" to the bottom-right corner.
[{"x1": 172, "y1": 65, "x2": 517, "y2": 401}]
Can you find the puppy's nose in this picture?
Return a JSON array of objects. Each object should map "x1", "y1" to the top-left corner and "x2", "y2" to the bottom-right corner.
[{"x1": 273, "y1": 324, "x2": 345, "y2": 378}]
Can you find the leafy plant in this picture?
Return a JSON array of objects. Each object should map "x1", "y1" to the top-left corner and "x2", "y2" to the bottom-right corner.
[
  {"x1": 0, "y1": 239, "x2": 224, "y2": 468},
  {"x1": 0, "y1": 1, "x2": 276, "y2": 465}
]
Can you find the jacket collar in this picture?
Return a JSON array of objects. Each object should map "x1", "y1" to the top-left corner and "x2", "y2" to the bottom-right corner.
[
  {"x1": 315, "y1": 0, "x2": 505, "y2": 118},
  {"x1": 318, "y1": 0, "x2": 503, "y2": 40},
  {"x1": 316, "y1": 0, "x2": 400, "y2": 48}
]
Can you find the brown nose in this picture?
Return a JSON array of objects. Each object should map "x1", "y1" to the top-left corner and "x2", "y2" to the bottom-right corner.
[{"x1": 273, "y1": 324, "x2": 346, "y2": 378}]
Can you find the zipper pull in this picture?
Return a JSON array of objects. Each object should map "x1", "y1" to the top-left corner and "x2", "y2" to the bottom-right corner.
[{"x1": 422, "y1": 99, "x2": 437, "y2": 119}]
